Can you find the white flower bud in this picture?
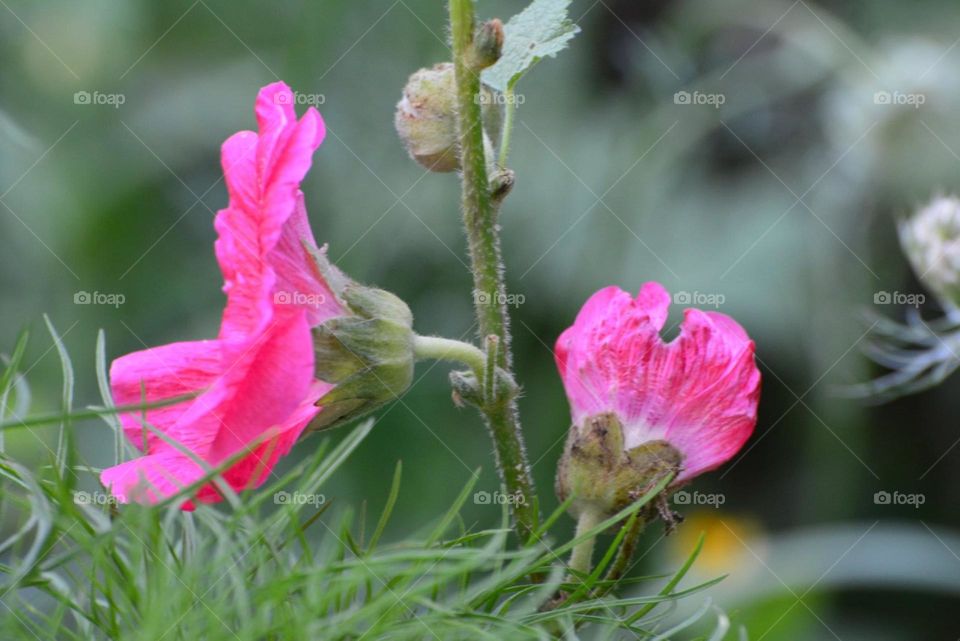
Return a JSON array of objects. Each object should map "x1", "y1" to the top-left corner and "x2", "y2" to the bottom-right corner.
[{"x1": 899, "y1": 196, "x2": 960, "y2": 307}]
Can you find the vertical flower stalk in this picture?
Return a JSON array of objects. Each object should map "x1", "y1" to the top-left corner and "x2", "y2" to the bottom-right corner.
[{"x1": 449, "y1": 0, "x2": 537, "y2": 541}]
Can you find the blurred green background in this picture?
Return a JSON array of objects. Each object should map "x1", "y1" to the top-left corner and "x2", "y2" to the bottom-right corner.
[{"x1": 3, "y1": 0, "x2": 960, "y2": 638}]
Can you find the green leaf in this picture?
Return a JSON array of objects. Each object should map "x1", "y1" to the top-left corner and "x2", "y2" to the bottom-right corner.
[
  {"x1": 366, "y1": 460, "x2": 402, "y2": 553},
  {"x1": 94, "y1": 330, "x2": 130, "y2": 465},
  {"x1": 43, "y1": 315, "x2": 73, "y2": 476},
  {"x1": 482, "y1": 0, "x2": 580, "y2": 93},
  {"x1": 627, "y1": 531, "x2": 707, "y2": 623},
  {"x1": 0, "y1": 326, "x2": 29, "y2": 451}
]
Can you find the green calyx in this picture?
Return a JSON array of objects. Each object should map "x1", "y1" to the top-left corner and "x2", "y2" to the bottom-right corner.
[
  {"x1": 555, "y1": 413, "x2": 683, "y2": 521},
  {"x1": 305, "y1": 244, "x2": 415, "y2": 431}
]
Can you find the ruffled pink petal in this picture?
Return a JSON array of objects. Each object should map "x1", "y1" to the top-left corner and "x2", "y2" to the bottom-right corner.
[
  {"x1": 100, "y1": 450, "x2": 207, "y2": 507},
  {"x1": 215, "y1": 82, "x2": 325, "y2": 344},
  {"x1": 205, "y1": 310, "x2": 315, "y2": 462},
  {"x1": 555, "y1": 283, "x2": 670, "y2": 426},
  {"x1": 110, "y1": 340, "x2": 222, "y2": 451},
  {"x1": 254, "y1": 83, "x2": 326, "y2": 190},
  {"x1": 555, "y1": 283, "x2": 760, "y2": 482},
  {"x1": 102, "y1": 319, "x2": 316, "y2": 509},
  {"x1": 636, "y1": 281, "x2": 671, "y2": 330},
  {"x1": 196, "y1": 380, "x2": 332, "y2": 502},
  {"x1": 643, "y1": 308, "x2": 759, "y2": 480},
  {"x1": 105, "y1": 82, "x2": 334, "y2": 506},
  {"x1": 101, "y1": 377, "x2": 330, "y2": 508},
  {"x1": 106, "y1": 298, "x2": 317, "y2": 505}
]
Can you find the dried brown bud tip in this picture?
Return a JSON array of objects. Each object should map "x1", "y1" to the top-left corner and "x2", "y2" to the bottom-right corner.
[{"x1": 468, "y1": 19, "x2": 504, "y2": 71}]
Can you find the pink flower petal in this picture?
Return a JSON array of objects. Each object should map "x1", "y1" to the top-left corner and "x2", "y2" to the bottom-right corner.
[
  {"x1": 196, "y1": 380, "x2": 332, "y2": 502},
  {"x1": 104, "y1": 82, "x2": 338, "y2": 506},
  {"x1": 101, "y1": 450, "x2": 207, "y2": 507},
  {"x1": 555, "y1": 283, "x2": 760, "y2": 482},
  {"x1": 203, "y1": 311, "x2": 315, "y2": 463},
  {"x1": 215, "y1": 83, "x2": 325, "y2": 344},
  {"x1": 271, "y1": 193, "x2": 345, "y2": 325},
  {"x1": 646, "y1": 308, "x2": 759, "y2": 479},
  {"x1": 110, "y1": 340, "x2": 221, "y2": 451}
]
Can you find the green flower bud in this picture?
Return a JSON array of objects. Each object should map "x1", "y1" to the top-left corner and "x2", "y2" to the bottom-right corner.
[
  {"x1": 555, "y1": 413, "x2": 682, "y2": 521},
  {"x1": 394, "y1": 62, "x2": 502, "y2": 172},
  {"x1": 306, "y1": 246, "x2": 415, "y2": 430}
]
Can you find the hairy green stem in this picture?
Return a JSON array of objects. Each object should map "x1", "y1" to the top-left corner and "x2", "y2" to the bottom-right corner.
[
  {"x1": 450, "y1": 0, "x2": 506, "y2": 356},
  {"x1": 568, "y1": 507, "x2": 603, "y2": 576},
  {"x1": 596, "y1": 513, "x2": 647, "y2": 597},
  {"x1": 449, "y1": 0, "x2": 536, "y2": 541},
  {"x1": 412, "y1": 335, "x2": 486, "y2": 373}
]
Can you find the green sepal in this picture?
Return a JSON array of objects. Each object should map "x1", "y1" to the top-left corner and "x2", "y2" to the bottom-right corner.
[
  {"x1": 302, "y1": 240, "x2": 351, "y2": 305},
  {"x1": 342, "y1": 285, "x2": 413, "y2": 326},
  {"x1": 555, "y1": 413, "x2": 682, "y2": 520},
  {"x1": 305, "y1": 248, "x2": 416, "y2": 431},
  {"x1": 313, "y1": 317, "x2": 413, "y2": 382},
  {"x1": 447, "y1": 363, "x2": 519, "y2": 410}
]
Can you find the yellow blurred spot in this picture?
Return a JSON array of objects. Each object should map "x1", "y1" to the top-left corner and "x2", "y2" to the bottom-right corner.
[{"x1": 668, "y1": 511, "x2": 765, "y2": 575}]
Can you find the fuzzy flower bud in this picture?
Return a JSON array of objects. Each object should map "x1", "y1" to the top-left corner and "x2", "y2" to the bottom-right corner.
[
  {"x1": 898, "y1": 195, "x2": 960, "y2": 308},
  {"x1": 555, "y1": 283, "x2": 760, "y2": 520},
  {"x1": 394, "y1": 62, "x2": 501, "y2": 172}
]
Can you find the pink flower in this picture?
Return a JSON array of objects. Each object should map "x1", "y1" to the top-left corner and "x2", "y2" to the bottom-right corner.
[
  {"x1": 555, "y1": 282, "x2": 760, "y2": 482},
  {"x1": 101, "y1": 82, "x2": 345, "y2": 506}
]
